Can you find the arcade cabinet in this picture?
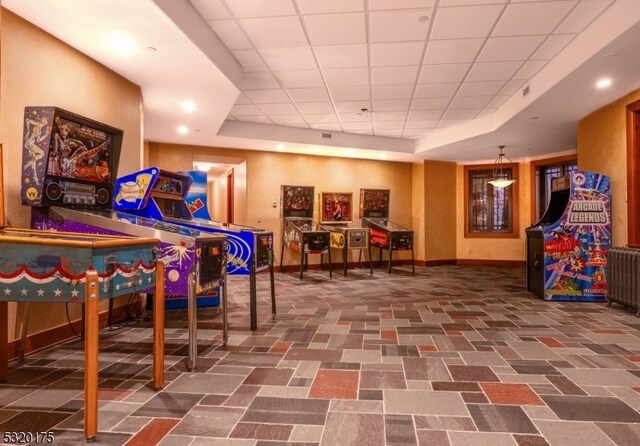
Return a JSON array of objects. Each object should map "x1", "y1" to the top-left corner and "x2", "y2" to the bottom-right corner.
[
  {"x1": 157, "y1": 171, "x2": 276, "y2": 331},
  {"x1": 22, "y1": 106, "x2": 226, "y2": 371},
  {"x1": 280, "y1": 185, "x2": 332, "y2": 279},
  {"x1": 360, "y1": 188, "x2": 414, "y2": 274},
  {"x1": 526, "y1": 171, "x2": 611, "y2": 301},
  {"x1": 318, "y1": 191, "x2": 372, "y2": 276}
]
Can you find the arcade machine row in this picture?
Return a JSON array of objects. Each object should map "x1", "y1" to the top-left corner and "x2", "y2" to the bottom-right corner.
[
  {"x1": 319, "y1": 191, "x2": 373, "y2": 276},
  {"x1": 360, "y1": 188, "x2": 415, "y2": 274},
  {"x1": 280, "y1": 185, "x2": 332, "y2": 279},
  {"x1": 21, "y1": 106, "x2": 227, "y2": 372},
  {"x1": 526, "y1": 171, "x2": 610, "y2": 302},
  {"x1": 114, "y1": 167, "x2": 276, "y2": 332}
]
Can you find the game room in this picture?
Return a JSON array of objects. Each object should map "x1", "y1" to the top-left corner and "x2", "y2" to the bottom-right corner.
[{"x1": 1, "y1": 1, "x2": 640, "y2": 445}]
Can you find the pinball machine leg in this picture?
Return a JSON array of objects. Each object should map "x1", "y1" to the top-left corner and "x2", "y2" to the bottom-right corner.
[
  {"x1": 411, "y1": 248, "x2": 415, "y2": 275},
  {"x1": 358, "y1": 250, "x2": 362, "y2": 268},
  {"x1": 379, "y1": 247, "x2": 383, "y2": 267},
  {"x1": 328, "y1": 247, "x2": 332, "y2": 279},
  {"x1": 299, "y1": 251, "x2": 304, "y2": 280},
  {"x1": 388, "y1": 248, "x2": 393, "y2": 274},
  {"x1": 343, "y1": 245, "x2": 347, "y2": 276},
  {"x1": 368, "y1": 245, "x2": 373, "y2": 275},
  {"x1": 84, "y1": 270, "x2": 100, "y2": 442},
  {"x1": 152, "y1": 261, "x2": 165, "y2": 390},
  {"x1": 0, "y1": 302, "x2": 7, "y2": 382},
  {"x1": 270, "y1": 259, "x2": 276, "y2": 318},
  {"x1": 250, "y1": 264, "x2": 257, "y2": 333}
]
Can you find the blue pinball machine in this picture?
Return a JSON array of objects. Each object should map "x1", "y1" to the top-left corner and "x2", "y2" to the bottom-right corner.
[
  {"x1": 22, "y1": 106, "x2": 227, "y2": 371},
  {"x1": 112, "y1": 168, "x2": 276, "y2": 332}
]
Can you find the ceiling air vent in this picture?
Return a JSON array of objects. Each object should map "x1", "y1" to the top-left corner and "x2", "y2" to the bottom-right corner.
[
  {"x1": 523, "y1": 85, "x2": 530, "y2": 97},
  {"x1": 321, "y1": 133, "x2": 332, "y2": 139}
]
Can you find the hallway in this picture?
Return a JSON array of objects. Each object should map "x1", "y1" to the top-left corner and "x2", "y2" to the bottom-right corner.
[{"x1": 1, "y1": 265, "x2": 639, "y2": 445}]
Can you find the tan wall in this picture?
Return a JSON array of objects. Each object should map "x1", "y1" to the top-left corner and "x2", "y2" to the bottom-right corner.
[
  {"x1": 424, "y1": 160, "x2": 457, "y2": 261},
  {"x1": 411, "y1": 162, "x2": 426, "y2": 260},
  {"x1": 456, "y1": 162, "x2": 531, "y2": 261},
  {"x1": 149, "y1": 142, "x2": 414, "y2": 266},
  {"x1": 0, "y1": 10, "x2": 144, "y2": 341},
  {"x1": 577, "y1": 89, "x2": 640, "y2": 247}
]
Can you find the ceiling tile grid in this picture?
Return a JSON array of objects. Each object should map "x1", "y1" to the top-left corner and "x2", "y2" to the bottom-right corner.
[{"x1": 192, "y1": 0, "x2": 616, "y2": 140}]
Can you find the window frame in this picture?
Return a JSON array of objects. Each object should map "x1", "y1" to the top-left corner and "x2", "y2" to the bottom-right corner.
[
  {"x1": 529, "y1": 154, "x2": 577, "y2": 224},
  {"x1": 464, "y1": 162, "x2": 519, "y2": 238}
]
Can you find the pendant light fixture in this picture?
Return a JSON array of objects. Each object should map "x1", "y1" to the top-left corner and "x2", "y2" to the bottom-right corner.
[{"x1": 487, "y1": 145, "x2": 516, "y2": 188}]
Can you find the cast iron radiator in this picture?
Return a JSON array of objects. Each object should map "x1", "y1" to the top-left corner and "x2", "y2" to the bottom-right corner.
[{"x1": 606, "y1": 246, "x2": 640, "y2": 316}]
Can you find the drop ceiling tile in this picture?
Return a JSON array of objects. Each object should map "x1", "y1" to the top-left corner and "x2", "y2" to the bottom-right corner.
[
  {"x1": 244, "y1": 89, "x2": 291, "y2": 103},
  {"x1": 296, "y1": 0, "x2": 364, "y2": 14},
  {"x1": 456, "y1": 81, "x2": 505, "y2": 97},
  {"x1": 303, "y1": 13, "x2": 366, "y2": 45},
  {"x1": 296, "y1": 102, "x2": 336, "y2": 114},
  {"x1": 531, "y1": 34, "x2": 576, "y2": 59},
  {"x1": 448, "y1": 96, "x2": 493, "y2": 109},
  {"x1": 310, "y1": 122, "x2": 343, "y2": 130},
  {"x1": 275, "y1": 69, "x2": 324, "y2": 88},
  {"x1": 313, "y1": 44, "x2": 368, "y2": 69},
  {"x1": 234, "y1": 93, "x2": 252, "y2": 105},
  {"x1": 411, "y1": 97, "x2": 450, "y2": 110},
  {"x1": 371, "y1": 66, "x2": 419, "y2": 85},
  {"x1": 374, "y1": 129, "x2": 404, "y2": 137},
  {"x1": 287, "y1": 122, "x2": 311, "y2": 128},
  {"x1": 258, "y1": 103, "x2": 299, "y2": 115},
  {"x1": 408, "y1": 109, "x2": 444, "y2": 120},
  {"x1": 477, "y1": 36, "x2": 546, "y2": 62},
  {"x1": 556, "y1": 0, "x2": 612, "y2": 33},
  {"x1": 424, "y1": 39, "x2": 484, "y2": 64},
  {"x1": 372, "y1": 98, "x2": 412, "y2": 111},
  {"x1": 370, "y1": 42, "x2": 425, "y2": 67},
  {"x1": 419, "y1": 63, "x2": 470, "y2": 83},
  {"x1": 373, "y1": 111, "x2": 407, "y2": 122},
  {"x1": 237, "y1": 115, "x2": 273, "y2": 124},
  {"x1": 191, "y1": 0, "x2": 231, "y2": 20},
  {"x1": 373, "y1": 121, "x2": 406, "y2": 130},
  {"x1": 208, "y1": 20, "x2": 253, "y2": 49},
  {"x1": 414, "y1": 82, "x2": 459, "y2": 98},
  {"x1": 369, "y1": 0, "x2": 435, "y2": 11},
  {"x1": 287, "y1": 87, "x2": 331, "y2": 102},
  {"x1": 335, "y1": 101, "x2": 370, "y2": 113},
  {"x1": 438, "y1": 119, "x2": 471, "y2": 128},
  {"x1": 329, "y1": 86, "x2": 370, "y2": 102},
  {"x1": 259, "y1": 47, "x2": 318, "y2": 70},
  {"x1": 493, "y1": 1, "x2": 577, "y2": 36},
  {"x1": 498, "y1": 79, "x2": 527, "y2": 97},
  {"x1": 465, "y1": 61, "x2": 523, "y2": 81},
  {"x1": 513, "y1": 60, "x2": 548, "y2": 80},
  {"x1": 242, "y1": 71, "x2": 281, "y2": 89},
  {"x1": 224, "y1": 0, "x2": 297, "y2": 18},
  {"x1": 369, "y1": 9, "x2": 432, "y2": 43},
  {"x1": 339, "y1": 112, "x2": 371, "y2": 123},
  {"x1": 486, "y1": 95, "x2": 510, "y2": 108},
  {"x1": 304, "y1": 113, "x2": 340, "y2": 123},
  {"x1": 324, "y1": 67, "x2": 370, "y2": 87},
  {"x1": 430, "y1": 4, "x2": 503, "y2": 39},
  {"x1": 240, "y1": 16, "x2": 308, "y2": 48},
  {"x1": 406, "y1": 118, "x2": 440, "y2": 127},
  {"x1": 403, "y1": 129, "x2": 430, "y2": 139},
  {"x1": 270, "y1": 114, "x2": 308, "y2": 125},
  {"x1": 371, "y1": 85, "x2": 414, "y2": 100},
  {"x1": 439, "y1": 0, "x2": 506, "y2": 5},
  {"x1": 231, "y1": 49, "x2": 269, "y2": 72},
  {"x1": 442, "y1": 108, "x2": 481, "y2": 119},
  {"x1": 341, "y1": 122, "x2": 372, "y2": 131}
]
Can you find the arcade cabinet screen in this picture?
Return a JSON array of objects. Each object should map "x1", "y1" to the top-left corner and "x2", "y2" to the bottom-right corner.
[{"x1": 47, "y1": 115, "x2": 115, "y2": 184}]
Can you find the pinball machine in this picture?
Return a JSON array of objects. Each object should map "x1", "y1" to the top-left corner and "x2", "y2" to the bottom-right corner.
[
  {"x1": 360, "y1": 188, "x2": 415, "y2": 274},
  {"x1": 21, "y1": 106, "x2": 227, "y2": 371},
  {"x1": 319, "y1": 191, "x2": 372, "y2": 276},
  {"x1": 114, "y1": 168, "x2": 276, "y2": 332},
  {"x1": 280, "y1": 185, "x2": 332, "y2": 279},
  {"x1": 526, "y1": 171, "x2": 611, "y2": 301}
]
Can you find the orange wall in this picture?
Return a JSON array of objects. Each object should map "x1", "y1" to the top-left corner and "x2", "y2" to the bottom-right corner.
[
  {"x1": 577, "y1": 89, "x2": 640, "y2": 247},
  {"x1": 0, "y1": 10, "x2": 144, "y2": 341},
  {"x1": 149, "y1": 142, "x2": 415, "y2": 267},
  {"x1": 424, "y1": 160, "x2": 457, "y2": 261}
]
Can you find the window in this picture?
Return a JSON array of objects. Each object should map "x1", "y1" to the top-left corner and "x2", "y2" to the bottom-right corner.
[
  {"x1": 464, "y1": 163, "x2": 519, "y2": 238},
  {"x1": 530, "y1": 155, "x2": 577, "y2": 223}
]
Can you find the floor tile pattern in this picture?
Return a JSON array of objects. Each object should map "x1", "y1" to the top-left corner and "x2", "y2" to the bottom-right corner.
[{"x1": 1, "y1": 265, "x2": 640, "y2": 445}]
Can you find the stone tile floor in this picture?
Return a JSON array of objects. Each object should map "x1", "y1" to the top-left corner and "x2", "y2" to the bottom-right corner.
[{"x1": 1, "y1": 265, "x2": 640, "y2": 445}]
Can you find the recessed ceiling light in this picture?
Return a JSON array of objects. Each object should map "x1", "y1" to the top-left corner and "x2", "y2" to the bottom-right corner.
[
  {"x1": 378, "y1": 153, "x2": 387, "y2": 160},
  {"x1": 107, "y1": 33, "x2": 135, "y2": 55},
  {"x1": 346, "y1": 149, "x2": 355, "y2": 157},
  {"x1": 277, "y1": 144, "x2": 285, "y2": 151},
  {"x1": 181, "y1": 101, "x2": 196, "y2": 113},
  {"x1": 195, "y1": 163, "x2": 212, "y2": 172},
  {"x1": 596, "y1": 78, "x2": 612, "y2": 89},
  {"x1": 177, "y1": 126, "x2": 188, "y2": 134},
  {"x1": 312, "y1": 147, "x2": 321, "y2": 154}
]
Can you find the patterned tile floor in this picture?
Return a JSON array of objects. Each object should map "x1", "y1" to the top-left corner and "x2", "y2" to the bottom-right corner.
[{"x1": 2, "y1": 265, "x2": 640, "y2": 445}]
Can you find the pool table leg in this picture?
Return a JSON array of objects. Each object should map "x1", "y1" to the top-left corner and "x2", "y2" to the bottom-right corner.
[{"x1": 84, "y1": 270, "x2": 100, "y2": 442}]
